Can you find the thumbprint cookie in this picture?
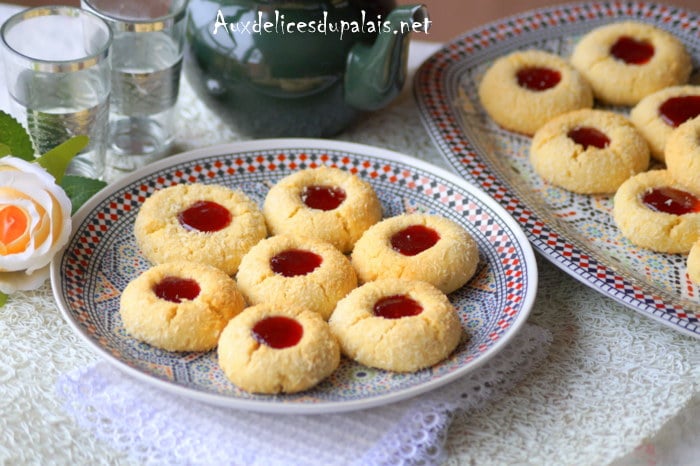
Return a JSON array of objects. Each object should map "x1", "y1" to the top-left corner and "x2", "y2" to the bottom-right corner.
[
  {"x1": 613, "y1": 170, "x2": 700, "y2": 254},
  {"x1": 119, "y1": 261, "x2": 246, "y2": 352},
  {"x1": 665, "y1": 116, "x2": 700, "y2": 188},
  {"x1": 263, "y1": 166, "x2": 382, "y2": 253},
  {"x1": 328, "y1": 279, "x2": 462, "y2": 372},
  {"x1": 478, "y1": 49, "x2": 593, "y2": 135},
  {"x1": 571, "y1": 21, "x2": 691, "y2": 106},
  {"x1": 630, "y1": 86, "x2": 700, "y2": 162},
  {"x1": 134, "y1": 183, "x2": 267, "y2": 275},
  {"x1": 235, "y1": 235, "x2": 357, "y2": 320},
  {"x1": 530, "y1": 109, "x2": 649, "y2": 194},
  {"x1": 686, "y1": 240, "x2": 700, "y2": 284},
  {"x1": 217, "y1": 303, "x2": 340, "y2": 394},
  {"x1": 351, "y1": 213, "x2": 478, "y2": 294}
]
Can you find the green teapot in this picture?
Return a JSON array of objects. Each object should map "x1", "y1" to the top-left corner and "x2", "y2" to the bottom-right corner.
[{"x1": 185, "y1": 0, "x2": 429, "y2": 137}]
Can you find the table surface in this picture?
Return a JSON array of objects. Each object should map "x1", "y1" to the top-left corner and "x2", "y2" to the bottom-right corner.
[{"x1": 0, "y1": 3, "x2": 698, "y2": 466}]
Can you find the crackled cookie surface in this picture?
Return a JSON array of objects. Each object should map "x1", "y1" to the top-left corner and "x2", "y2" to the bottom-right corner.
[
  {"x1": 631, "y1": 86, "x2": 700, "y2": 162},
  {"x1": 613, "y1": 170, "x2": 700, "y2": 253},
  {"x1": 571, "y1": 21, "x2": 691, "y2": 106},
  {"x1": 120, "y1": 261, "x2": 246, "y2": 352},
  {"x1": 134, "y1": 183, "x2": 267, "y2": 275},
  {"x1": 351, "y1": 213, "x2": 478, "y2": 294},
  {"x1": 478, "y1": 49, "x2": 593, "y2": 135},
  {"x1": 217, "y1": 303, "x2": 340, "y2": 394},
  {"x1": 530, "y1": 109, "x2": 649, "y2": 194},
  {"x1": 329, "y1": 279, "x2": 462, "y2": 372},
  {"x1": 236, "y1": 234, "x2": 357, "y2": 320},
  {"x1": 666, "y1": 116, "x2": 700, "y2": 188},
  {"x1": 263, "y1": 166, "x2": 382, "y2": 253}
]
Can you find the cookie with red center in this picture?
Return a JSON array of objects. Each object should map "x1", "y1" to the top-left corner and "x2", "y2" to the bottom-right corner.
[
  {"x1": 613, "y1": 170, "x2": 700, "y2": 253},
  {"x1": 217, "y1": 303, "x2": 340, "y2": 394},
  {"x1": 630, "y1": 86, "x2": 700, "y2": 162},
  {"x1": 263, "y1": 166, "x2": 382, "y2": 253},
  {"x1": 351, "y1": 213, "x2": 478, "y2": 294},
  {"x1": 686, "y1": 240, "x2": 700, "y2": 284},
  {"x1": 236, "y1": 234, "x2": 357, "y2": 320},
  {"x1": 530, "y1": 109, "x2": 649, "y2": 194},
  {"x1": 571, "y1": 21, "x2": 691, "y2": 106},
  {"x1": 478, "y1": 49, "x2": 593, "y2": 135},
  {"x1": 120, "y1": 261, "x2": 246, "y2": 352},
  {"x1": 666, "y1": 116, "x2": 700, "y2": 188},
  {"x1": 328, "y1": 279, "x2": 462, "y2": 372},
  {"x1": 134, "y1": 183, "x2": 267, "y2": 274}
]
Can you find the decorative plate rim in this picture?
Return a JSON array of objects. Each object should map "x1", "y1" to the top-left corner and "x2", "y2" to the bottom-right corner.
[
  {"x1": 50, "y1": 138, "x2": 538, "y2": 414},
  {"x1": 413, "y1": 0, "x2": 700, "y2": 338}
]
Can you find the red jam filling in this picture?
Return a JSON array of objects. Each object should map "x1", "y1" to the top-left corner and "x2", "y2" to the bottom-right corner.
[
  {"x1": 658, "y1": 96, "x2": 700, "y2": 128},
  {"x1": 178, "y1": 200, "x2": 232, "y2": 232},
  {"x1": 642, "y1": 187, "x2": 700, "y2": 215},
  {"x1": 252, "y1": 316, "x2": 303, "y2": 349},
  {"x1": 567, "y1": 126, "x2": 611, "y2": 149},
  {"x1": 516, "y1": 67, "x2": 561, "y2": 91},
  {"x1": 390, "y1": 225, "x2": 440, "y2": 256},
  {"x1": 610, "y1": 36, "x2": 654, "y2": 64},
  {"x1": 153, "y1": 276, "x2": 201, "y2": 303},
  {"x1": 301, "y1": 185, "x2": 347, "y2": 211},
  {"x1": 270, "y1": 249, "x2": 323, "y2": 277},
  {"x1": 373, "y1": 294, "x2": 424, "y2": 319}
]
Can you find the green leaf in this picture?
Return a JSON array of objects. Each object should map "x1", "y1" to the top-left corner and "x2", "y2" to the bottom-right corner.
[
  {"x1": 0, "y1": 143, "x2": 10, "y2": 157},
  {"x1": 36, "y1": 135, "x2": 89, "y2": 183},
  {"x1": 61, "y1": 175, "x2": 107, "y2": 215},
  {"x1": 0, "y1": 110, "x2": 34, "y2": 161},
  {"x1": 0, "y1": 292, "x2": 7, "y2": 307}
]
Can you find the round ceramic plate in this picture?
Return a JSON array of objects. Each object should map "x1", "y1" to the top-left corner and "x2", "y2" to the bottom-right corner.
[
  {"x1": 414, "y1": 1, "x2": 700, "y2": 338},
  {"x1": 50, "y1": 139, "x2": 536, "y2": 414}
]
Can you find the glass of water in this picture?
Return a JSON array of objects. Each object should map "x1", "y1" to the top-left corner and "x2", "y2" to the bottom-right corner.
[
  {"x1": 0, "y1": 6, "x2": 112, "y2": 179},
  {"x1": 81, "y1": 0, "x2": 188, "y2": 179}
]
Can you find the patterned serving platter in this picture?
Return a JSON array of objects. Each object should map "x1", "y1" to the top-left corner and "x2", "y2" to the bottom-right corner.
[
  {"x1": 50, "y1": 139, "x2": 537, "y2": 414},
  {"x1": 414, "y1": 1, "x2": 700, "y2": 338}
]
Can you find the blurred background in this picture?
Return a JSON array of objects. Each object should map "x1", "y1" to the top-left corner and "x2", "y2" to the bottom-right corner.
[{"x1": 5, "y1": 0, "x2": 699, "y2": 42}]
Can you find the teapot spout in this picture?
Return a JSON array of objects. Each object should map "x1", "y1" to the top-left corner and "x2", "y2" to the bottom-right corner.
[{"x1": 344, "y1": 4, "x2": 429, "y2": 111}]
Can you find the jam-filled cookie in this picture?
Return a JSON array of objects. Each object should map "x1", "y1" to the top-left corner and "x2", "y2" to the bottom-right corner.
[
  {"x1": 263, "y1": 166, "x2": 382, "y2": 253},
  {"x1": 666, "y1": 116, "x2": 700, "y2": 188},
  {"x1": 328, "y1": 279, "x2": 462, "y2": 372},
  {"x1": 134, "y1": 183, "x2": 267, "y2": 275},
  {"x1": 351, "y1": 213, "x2": 478, "y2": 294},
  {"x1": 217, "y1": 303, "x2": 340, "y2": 394},
  {"x1": 530, "y1": 109, "x2": 649, "y2": 194},
  {"x1": 686, "y1": 240, "x2": 700, "y2": 284},
  {"x1": 478, "y1": 49, "x2": 593, "y2": 135},
  {"x1": 570, "y1": 21, "x2": 691, "y2": 106},
  {"x1": 120, "y1": 261, "x2": 246, "y2": 352},
  {"x1": 235, "y1": 235, "x2": 357, "y2": 320},
  {"x1": 613, "y1": 170, "x2": 700, "y2": 253},
  {"x1": 630, "y1": 86, "x2": 700, "y2": 162}
]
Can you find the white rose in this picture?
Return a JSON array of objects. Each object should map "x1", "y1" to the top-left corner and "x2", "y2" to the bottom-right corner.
[{"x1": 0, "y1": 156, "x2": 72, "y2": 293}]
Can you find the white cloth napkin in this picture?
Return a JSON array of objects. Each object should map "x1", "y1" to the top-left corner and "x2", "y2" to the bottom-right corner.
[{"x1": 55, "y1": 323, "x2": 551, "y2": 466}]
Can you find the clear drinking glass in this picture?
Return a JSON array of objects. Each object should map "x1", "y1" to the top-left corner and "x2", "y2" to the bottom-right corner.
[
  {"x1": 81, "y1": 0, "x2": 188, "y2": 178},
  {"x1": 0, "y1": 6, "x2": 112, "y2": 179}
]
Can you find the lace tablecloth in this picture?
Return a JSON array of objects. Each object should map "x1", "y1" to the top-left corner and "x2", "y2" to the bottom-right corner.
[{"x1": 0, "y1": 4, "x2": 698, "y2": 465}]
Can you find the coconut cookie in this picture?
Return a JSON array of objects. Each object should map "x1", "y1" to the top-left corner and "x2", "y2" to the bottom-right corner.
[
  {"x1": 235, "y1": 235, "x2": 357, "y2": 320},
  {"x1": 134, "y1": 183, "x2": 267, "y2": 275},
  {"x1": 666, "y1": 117, "x2": 700, "y2": 188},
  {"x1": 351, "y1": 213, "x2": 478, "y2": 294},
  {"x1": 120, "y1": 261, "x2": 246, "y2": 352},
  {"x1": 478, "y1": 49, "x2": 593, "y2": 135},
  {"x1": 630, "y1": 86, "x2": 700, "y2": 162},
  {"x1": 613, "y1": 170, "x2": 700, "y2": 254},
  {"x1": 570, "y1": 21, "x2": 691, "y2": 106},
  {"x1": 329, "y1": 279, "x2": 462, "y2": 372},
  {"x1": 263, "y1": 166, "x2": 382, "y2": 253},
  {"x1": 530, "y1": 109, "x2": 649, "y2": 194},
  {"x1": 217, "y1": 303, "x2": 340, "y2": 394},
  {"x1": 686, "y1": 240, "x2": 700, "y2": 284}
]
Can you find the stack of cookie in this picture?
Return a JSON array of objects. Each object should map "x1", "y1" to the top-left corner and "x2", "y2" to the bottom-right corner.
[
  {"x1": 119, "y1": 166, "x2": 480, "y2": 394},
  {"x1": 477, "y1": 20, "x2": 700, "y2": 280}
]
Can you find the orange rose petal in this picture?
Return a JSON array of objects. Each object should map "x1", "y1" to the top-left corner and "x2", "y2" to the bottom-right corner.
[{"x1": 0, "y1": 205, "x2": 30, "y2": 255}]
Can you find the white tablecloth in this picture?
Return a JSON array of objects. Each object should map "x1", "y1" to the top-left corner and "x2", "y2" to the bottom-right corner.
[{"x1": 0, "y1": 3, "x2": 698, "y2": 465}]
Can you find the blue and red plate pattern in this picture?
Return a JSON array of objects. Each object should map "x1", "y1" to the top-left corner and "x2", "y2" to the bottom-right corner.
[
  {"x1": 51, "y1": 140, "x2": 537, "y2": 414},
  {"x1": 414, "y1": 1, "x2": 700, "y2": 338}
]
